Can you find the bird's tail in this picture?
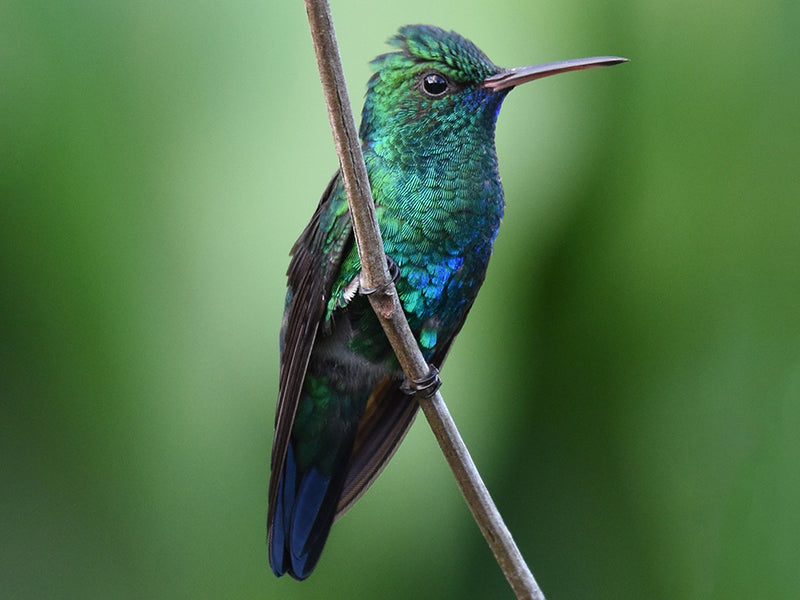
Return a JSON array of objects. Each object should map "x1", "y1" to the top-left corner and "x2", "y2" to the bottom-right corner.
[
  {"x1": 268, "y1": 374, "x2": 416, "y2": 579},
  {"x1": 268, "y1": 438, "x2": 355, "y2": 579}
]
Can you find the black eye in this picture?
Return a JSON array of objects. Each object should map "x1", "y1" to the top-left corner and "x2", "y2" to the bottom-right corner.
[{"x1": 421, "y1": 72, "x2": 449, "y2": 97}]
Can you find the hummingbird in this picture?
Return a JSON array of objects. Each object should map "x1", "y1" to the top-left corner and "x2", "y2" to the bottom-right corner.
[{"x1": 268, "y1": 24, "x2": 626, "y2": 579}]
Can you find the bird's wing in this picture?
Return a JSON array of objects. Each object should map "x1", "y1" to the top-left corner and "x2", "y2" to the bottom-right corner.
[
  {"x1": 268, "y1": 172, "x2": 353, "y2": 531},
  {"x1": 335, "y1": 379, "x2": 419, "y2": 517},
  {"x1": 334, "y1": 334, "x2": 458, "y2": 518}
]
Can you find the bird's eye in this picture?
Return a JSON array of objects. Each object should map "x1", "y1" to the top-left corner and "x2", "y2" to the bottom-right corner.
[{"x1": 421, "y1": 72, "x2": 449, "y2": 97}]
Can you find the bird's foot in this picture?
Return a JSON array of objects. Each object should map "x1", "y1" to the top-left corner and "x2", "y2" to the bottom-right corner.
[
  {"x1": 359, "y1": 255, "x2": 400, "y2": 296},
  {"x1": 400, "y1": 365, "x2": 441, "y2": 398}
]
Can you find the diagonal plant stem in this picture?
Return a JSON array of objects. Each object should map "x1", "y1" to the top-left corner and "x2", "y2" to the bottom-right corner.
[{"x1": 302, "y1": 2, "x2": 545, "y2": 598}]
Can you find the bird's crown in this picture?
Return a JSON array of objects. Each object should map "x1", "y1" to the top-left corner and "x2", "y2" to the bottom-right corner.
[{"x1": 370, "y1": 25, "x2": 499, "y2": 85}]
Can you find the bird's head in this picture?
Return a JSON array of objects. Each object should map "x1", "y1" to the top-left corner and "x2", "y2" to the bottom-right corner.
[
  {"x1": 360, "y1": 25, "x2": 625, "y2": 162},
  {"x1": 361, "y1": 25, "x2": 503, "y2": 160}
]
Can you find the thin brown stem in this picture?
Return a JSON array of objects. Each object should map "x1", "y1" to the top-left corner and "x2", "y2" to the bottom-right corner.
[{"x1": 302, "y1": 2, "x2": 544, "y2": 598}]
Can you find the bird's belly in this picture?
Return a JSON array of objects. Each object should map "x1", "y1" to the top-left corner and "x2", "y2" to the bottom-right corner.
[{"x1": 392, "y1": 248, "x2": 491, "y2": 359}]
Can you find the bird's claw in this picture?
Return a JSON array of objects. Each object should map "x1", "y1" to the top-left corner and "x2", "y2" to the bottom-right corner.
[
  {"x1": 400, "y1": 365, "x2": 441, "y2": 398},
  {"x1": 359, "y1": 255, "x2": 400, "y2": 296}
]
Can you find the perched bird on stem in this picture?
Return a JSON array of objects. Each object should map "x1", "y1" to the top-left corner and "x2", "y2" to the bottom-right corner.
[{"x1": 268, "y1": 24, "x2": 626, "y2": 579}]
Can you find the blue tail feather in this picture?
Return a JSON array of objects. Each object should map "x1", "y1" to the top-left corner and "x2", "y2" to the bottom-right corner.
[
  {"x1": 269, "y1": 443, "x2": 341, "y2": 580},
  {"x1": 268, "y1": 444, "x2": 294, "y2": 576}
]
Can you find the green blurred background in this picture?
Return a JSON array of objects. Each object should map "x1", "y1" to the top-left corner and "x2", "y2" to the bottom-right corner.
[{"x1": 2, "y1": 1, "x2": 799, "y2": 598}]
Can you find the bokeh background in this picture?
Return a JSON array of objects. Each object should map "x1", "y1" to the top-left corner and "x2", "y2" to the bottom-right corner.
[{"x1": 3, "y1": 1, "x2": 799, "y2": 598}]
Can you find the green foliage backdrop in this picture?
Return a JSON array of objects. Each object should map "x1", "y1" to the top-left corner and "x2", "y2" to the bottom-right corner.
[{"x1": 2, "y1": 1, "x2": 799, "y2": 598}]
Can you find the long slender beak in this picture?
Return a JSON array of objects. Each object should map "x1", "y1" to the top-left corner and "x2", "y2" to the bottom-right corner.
[{"x1": 483, "y1": 56, "x2": 628, "y2": 92}]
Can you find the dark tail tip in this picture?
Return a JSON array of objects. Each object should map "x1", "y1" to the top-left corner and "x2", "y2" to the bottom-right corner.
[{"x1": 268, "y1": 444, "x2": 339, "y2": 580}]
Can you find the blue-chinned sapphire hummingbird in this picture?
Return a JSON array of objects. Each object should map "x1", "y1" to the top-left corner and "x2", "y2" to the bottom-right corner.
[{"x1": 268, "y1": 24, "x2": 626, "y2": 579}]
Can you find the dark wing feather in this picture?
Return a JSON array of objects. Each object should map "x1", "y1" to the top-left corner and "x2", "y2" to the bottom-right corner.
[
  {"x1": 335, "y1": 379, "x2": 418, "y2": 517},
  {"x1": 267, "y1": 172, "x2": 353, "y2": 533},
  {"x1": 334, "y1": 336, "x2": 457, "y2": 518}
]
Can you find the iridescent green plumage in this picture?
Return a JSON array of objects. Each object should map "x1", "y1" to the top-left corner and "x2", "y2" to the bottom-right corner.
[{"x1": 267, "y1": 24, "x2": 626, "y2": 580}]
